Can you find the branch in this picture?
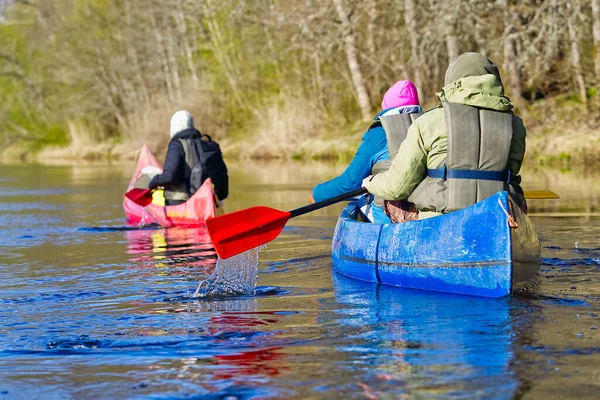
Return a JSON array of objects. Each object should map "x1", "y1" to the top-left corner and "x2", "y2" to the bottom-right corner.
[
  {"x1": 15, "y1": 0, "x2": 38, "y2": 7},
  {"x1": 0, "y1": 53, "x2": 19, "y2": 65},
  {"x1": 0, "y1": 71, "x2": 25, "y2": 79},
  {"x1": 0, "y1": 55, "x2": 42, "y2": 98}
]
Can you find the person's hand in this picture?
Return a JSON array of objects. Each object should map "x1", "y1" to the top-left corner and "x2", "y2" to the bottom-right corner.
[
  {"x1": 308, "y1": 193, "x2": 315, "y2": 204},
  {"x1": 362, "y1": 175, "x2": 374, "y2": 189}
]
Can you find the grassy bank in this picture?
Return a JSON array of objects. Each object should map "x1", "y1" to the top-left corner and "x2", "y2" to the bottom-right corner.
[
  {"x1": 525, "y1": 96, "x2": 600, "y2": 169},
  {"x1": 2, "y1": 95, "x2": 599, "y2": 170}
]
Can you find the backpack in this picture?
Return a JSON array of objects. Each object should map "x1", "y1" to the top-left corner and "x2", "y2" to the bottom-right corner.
[{"x1": 187, "y1": 134, "x2": 229, "y2": 201}]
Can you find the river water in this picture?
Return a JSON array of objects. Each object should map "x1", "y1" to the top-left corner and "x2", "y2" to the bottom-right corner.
[{"x1": 0, "y1": 161, "x2": 599, "y2": 399}]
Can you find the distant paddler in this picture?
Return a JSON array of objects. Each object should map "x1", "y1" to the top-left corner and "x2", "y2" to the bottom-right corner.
[{"x1": 149, "y1": 110, "x2": 229, "y2": 206}]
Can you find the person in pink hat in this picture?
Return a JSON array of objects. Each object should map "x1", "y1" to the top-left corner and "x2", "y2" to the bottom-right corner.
[{"x1": 309, "y1": 80, "x2": 422, "y2": 223}]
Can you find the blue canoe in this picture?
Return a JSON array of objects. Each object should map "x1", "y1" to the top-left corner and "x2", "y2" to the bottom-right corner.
[{"x1": 331, "y1": 191, "x2": 541, "y2": 298}]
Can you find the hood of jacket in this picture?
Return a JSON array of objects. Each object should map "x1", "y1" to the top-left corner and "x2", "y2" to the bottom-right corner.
[
  {"x1": 170, "y1": 110, "x2": 195, "y2": 137},
  {"x1": 437, "y1": 52, "x2": 513, "y2": 112}
]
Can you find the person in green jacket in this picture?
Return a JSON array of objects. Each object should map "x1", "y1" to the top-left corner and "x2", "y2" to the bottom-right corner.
[{"x1": 362, "y1": 52, "x2": 527, "y2": 222}]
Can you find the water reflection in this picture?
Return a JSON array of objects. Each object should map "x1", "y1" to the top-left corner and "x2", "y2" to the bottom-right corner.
[
  {"x1": 125, "y1": 225, "x2": 262, "y2": 298},
  {"x1": 330, "y1": 272, "x2": 522, "y2": 398},
  {"x1": 522, "y1": 168, "x2": 600, "y2": 214},
  {"x1": 212, "y1": 347, "x2": 286, "y2": 379},
  {"x1": 125, "y1": 226, "x2": 216, "y2": 273},
  {"x1": 138, "y1": 299, "x2": 290, "y2": 398}
]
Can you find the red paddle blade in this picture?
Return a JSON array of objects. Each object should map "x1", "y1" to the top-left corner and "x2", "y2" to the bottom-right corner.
[
  {"x1": 206, "y1": 206, "x2": 292, "y2": 259},
  {"x1": 124, "y1": 188, "x2": 154, "y2": 207}
]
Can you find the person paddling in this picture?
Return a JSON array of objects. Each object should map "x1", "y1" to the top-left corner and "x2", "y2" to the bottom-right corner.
[
  {"x1": 362, "y1": 52, "x2": 527, "y2": 223},
  {"x1": 149, "y1": 110, "x2": 228, "y2": 206},
  {"x1": 309, "y1": 80, "x2": 422, "y2": 223}
]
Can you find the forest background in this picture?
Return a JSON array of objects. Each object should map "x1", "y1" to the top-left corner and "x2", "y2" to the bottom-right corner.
[{"x1": 1, "y1": 0, "x2": 599, "y2": 169}]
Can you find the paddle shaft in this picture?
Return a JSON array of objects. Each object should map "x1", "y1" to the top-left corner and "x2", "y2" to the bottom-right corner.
[
  {"x1": 290, "y1": 187, "x2": 368, "y2": 218},
  {"x1": 287, "y1": 187, "x2": 556, "y2": 218}
]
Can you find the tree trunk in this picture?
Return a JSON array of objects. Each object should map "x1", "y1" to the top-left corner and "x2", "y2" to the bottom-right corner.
[
  {"x1": 566, "y1": 1, "x2": 587, "y2": 105},
  {"x1": 404, "y1": 0, "x2": 422, "y2": 101},
  {"x1": 124, "y1": 0, "x2": 151, "y2": 107},
  {"x1": 445, "y1": 34, "x2": 459, "y2": 65},
  {"x1": 332, "y1": 0, "x2": 372, "y2": 121},
  {"x1": 202, "y1": 3, "x2": 243, "y2": 108},
  {"x1": 176, "y1": 1, "x2": 199, "y2": 87},
  {"x1": 166, "y1": 25, "x2": 182, "y2": 100},
  {"x1": 366, "y1": 3, "x2": 377, "y2": 62},
  {"x1": 366, "y1": 2, "x2": 378, "y2": 98},
  {"x1": 313, "y1": 53, "x2": 326, "y2": 110},
  {"x1": 442, "y1": 3, "x2": 459, "y2": 64},
  {"x1": 150, "y1": 12, "x2": 175, "y2": 103},
  {"x1": 592, "y1": 0, "x2": 600, "y2": 83},
  {"x1": 499, "y1": 0, "x2": 525, "y2": 110}
]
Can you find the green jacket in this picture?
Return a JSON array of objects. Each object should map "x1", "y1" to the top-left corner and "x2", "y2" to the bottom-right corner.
[{"x1": 363, "y1": 74, "x2": 526, "y2": 217}]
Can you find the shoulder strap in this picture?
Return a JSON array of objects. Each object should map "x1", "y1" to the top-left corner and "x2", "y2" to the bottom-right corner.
[{"x1": 178, "y1": 138, "x2": 197, "y2": 170}]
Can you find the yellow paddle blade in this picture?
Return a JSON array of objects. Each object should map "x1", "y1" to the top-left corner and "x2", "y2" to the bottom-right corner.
[{"x1": 523, "y1": 190, "x2": 559, "y2": 200}]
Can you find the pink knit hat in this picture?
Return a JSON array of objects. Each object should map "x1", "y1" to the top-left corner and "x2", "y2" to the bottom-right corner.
[{"x1": 381, "y1": 80, "x2": 420, "y2": 110}]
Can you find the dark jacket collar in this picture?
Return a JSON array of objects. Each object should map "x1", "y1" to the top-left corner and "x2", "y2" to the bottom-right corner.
[{"x1": 170, "y1": 128, "x2": 201, "y2": 142}]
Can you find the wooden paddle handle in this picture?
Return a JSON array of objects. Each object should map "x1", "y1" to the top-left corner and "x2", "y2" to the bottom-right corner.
[
  {"x1": 290, "y1": 187, "x2": 368, "y2": 218},
  {"x1": 523, "y1": 190, "x2": 559, "y2": 200}
]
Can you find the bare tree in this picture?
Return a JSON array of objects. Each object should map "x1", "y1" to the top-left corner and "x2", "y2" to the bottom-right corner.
[
  {"x1": 438, "y1": 0, "x2": 459, "y2": 64},
  {"x1": 566, "y1": 0, "x2": 587, "y2": 105},
  {"x1": 333, "y1": 0, "x2": 372, "y2": 121},
  {"x1": 592, "y1": 0, "x2": 600, "y2": 83},
  {"x1": 366, "y1": 1, "x2": 379, "y2": 97},
  {"x1": 404, "y1": 0, "x2": 423, "y2": 100},
  {"x1": 499, "y1": 0, "x2": 525, "y2": 110}
]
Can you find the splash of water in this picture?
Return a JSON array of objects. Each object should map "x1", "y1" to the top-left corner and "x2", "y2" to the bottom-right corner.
[
  {"x1": 193, "y1": 245, "x2": 264, "y2": 298},
  {"x1": 140, "y1": 207, "x2": 151, "y2": 227}
]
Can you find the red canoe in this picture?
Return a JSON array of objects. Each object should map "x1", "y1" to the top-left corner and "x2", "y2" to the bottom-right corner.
[{"x1": 123, "y1": 144, "x2": 218, "y2": 227}]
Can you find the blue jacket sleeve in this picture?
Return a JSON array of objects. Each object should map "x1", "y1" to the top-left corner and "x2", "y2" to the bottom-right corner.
[
  {"x1": 312, "y1": 126, "x2": 388, "y2": 202},
  {"x1": 149, "y1": 141, "x2": 185, "y2": 189}
]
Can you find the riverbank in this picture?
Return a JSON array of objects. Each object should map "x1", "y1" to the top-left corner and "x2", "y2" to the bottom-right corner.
[
  {"x1": 2, "y1": 96, "x2": 599, "y2": 169},
  {"x1": 524, "y1": 97, "x2": 600, "y2": 169}
]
